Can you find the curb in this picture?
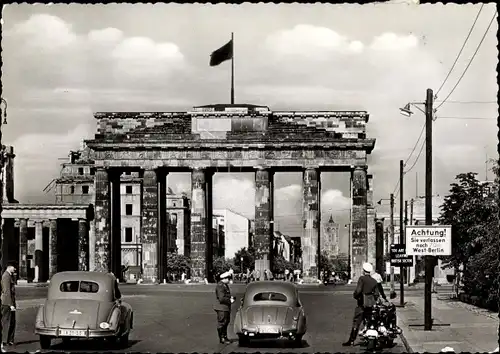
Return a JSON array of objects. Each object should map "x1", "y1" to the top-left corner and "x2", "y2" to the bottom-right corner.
[{"x1": 399, "y1": 332, "x2": 414, "y2": 353}]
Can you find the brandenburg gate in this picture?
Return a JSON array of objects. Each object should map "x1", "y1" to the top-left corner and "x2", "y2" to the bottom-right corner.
[{"x1": 85, "y1": 104, "x2": 376, "y2": 283}]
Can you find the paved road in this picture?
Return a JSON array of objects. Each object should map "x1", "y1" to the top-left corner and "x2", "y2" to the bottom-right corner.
[{"x1": 11, "y1": 284, "x2": 406, "y2": 353}]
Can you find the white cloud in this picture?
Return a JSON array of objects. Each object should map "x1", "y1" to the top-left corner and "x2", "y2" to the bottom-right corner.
[
  {"x1": 11, "y1": 14, "x2": 77, "y2": 50},
  {"x1": 370, "y1": 32, "x2": 418, "y2": 51},
  {"x1": 266, "y1": 24, "x2": 364, "y2": 58},
  {"x1": 321, "y1": 189, "x2": 351, "y2": 215},
  {"x1": 88, "y1": 27, "x2": 123, "y2": 44},
  {"x1": 213, "y1": 175, "x2": 255, "y2": 219},
  {"x1": 12, "y1": 124, "x2": 94, "y2": 202}
]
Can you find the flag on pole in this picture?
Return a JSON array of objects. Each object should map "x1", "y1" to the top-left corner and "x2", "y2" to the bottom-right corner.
[{"x1": 209, "y1": 39, "x2": 233, "y2": 67}]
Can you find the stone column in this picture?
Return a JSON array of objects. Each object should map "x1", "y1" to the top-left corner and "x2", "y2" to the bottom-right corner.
[
  {"x1": 18, "y1": 218, "x2": 28, "y2": 282},
  {"x1": 110, "y1": 171, "x2": 122, "y2": 277},
  {"x1": 351, "y1": 166, "x2": 368, "y2": 282},
  {"x1": 190, "y1": 168, "x2": 207, "y2": 281},
  {"x1": 302, "y1": 168, "x2": 320, "y2": 280},
  {"x1": 34, "y1": 221, "x2": 44, "y2": 282},
  {"x1": 142, "y1": 169, "x2": 159, "y2": 283},
  {"x1": 89, "y1": 220, "x2": 95, "y2": 271},
  {"x1": 78, "y1": 219, "x2": 89, "y2": 271},
  {"x1": 366, "y1": 174, "x2": 376, "y2": 267},
  {"x1": 157, "y1": 170, "x2": 167, "y2": 283},
  {"x1": 375, "y1": 218, "x2": 385, "y2": 277},
  {"x1": 48, "y1": 219, "x2": 58, "y2": 278},
  {"x1": 94, "y1": 168, "x2": 111, "y2": 272},
  {"x1": 254, "y1": 168, "x2": 271, "y2": 281}
]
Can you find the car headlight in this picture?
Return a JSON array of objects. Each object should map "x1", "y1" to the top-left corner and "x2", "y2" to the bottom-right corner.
[{"x1": 99, "y1": 322, "x2": 111, "y2": 329}]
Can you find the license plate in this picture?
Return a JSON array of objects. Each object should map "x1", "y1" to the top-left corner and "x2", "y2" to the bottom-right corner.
[
  {"x1": 60, "y1": 329, "x2": 86, "y2": 337},
  {"x1": 260, "y1": 327, "x2": 279, "y2": 334}
]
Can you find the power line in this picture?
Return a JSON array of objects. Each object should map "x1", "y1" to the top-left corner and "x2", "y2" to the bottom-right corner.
[
  {"x1": 435, "y1": 4, "x2": 484, "y2": 97},
  {"x1": 434, "y1": 100, "x2": 497, "y2": 104},
  {"x1": 436, "y1": 116, "x2": 495, "y2": 120},
  {"x1": 404, "y1": 122, "x2": 426, "y2": 167},
  {"x1": 436, "y1": 10, "x2": 498, "y2": 110},
  {"x1": 404, "y1": 139, "x2": 426, "y2": 174}
]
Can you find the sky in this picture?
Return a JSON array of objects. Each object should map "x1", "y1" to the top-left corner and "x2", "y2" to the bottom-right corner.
[{"x1": 1, "y1": 3, "x2": 498, "y2": 254}]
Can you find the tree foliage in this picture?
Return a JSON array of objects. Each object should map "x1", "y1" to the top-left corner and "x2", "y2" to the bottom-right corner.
[
  {"x1": 272, "y1": 254, "x2": 296, "y2": 274},
  {"x1": 318, "y1": 252, "x2": 349, "y2": 275},
  {"x1": 233, "y1": 247, "x2": 256, "y2": 272},
  {"x1": 438, "y1": 165, "x2": 499, "y2": 311},
  {"x1": 212, "y1": 256, "x2": 234, "y2": 276},
  {"x1": 166, "y1": 253, "x2": 191, "y2": 275}
]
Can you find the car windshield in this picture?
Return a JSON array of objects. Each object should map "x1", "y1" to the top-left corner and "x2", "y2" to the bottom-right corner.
[
  {"x1": 60, "y1": 281, "x2": 99, "y2": 293},
  {"x1": 253, "y1": 291, "x2": 288, "y2": 302}
]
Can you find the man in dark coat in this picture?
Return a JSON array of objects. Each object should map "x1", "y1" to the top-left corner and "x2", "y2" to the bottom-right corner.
[
  {"x1": 213, "y1": 269, "x2": 234, "y2": 344},
  {"x1": 1, "y1": 262, "x2": 17, "y2": 348},
  {"x1": 342, "y1": 262, "x2": 379, "y2": 346}
]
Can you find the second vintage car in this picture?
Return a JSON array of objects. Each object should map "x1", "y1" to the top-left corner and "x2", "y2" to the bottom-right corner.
[
  {"x1": 233, "y1": 281, "x2": 307, "y2": 347},
  {"x1": 34, "y1": 271, "x2": 133, "y2": 349}
]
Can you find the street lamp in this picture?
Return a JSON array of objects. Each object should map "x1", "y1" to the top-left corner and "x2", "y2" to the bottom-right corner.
[
  {"x1": 344, "y1": 224, "x2": 351, "y2": 280},
  {"x1": 0, "y1": 97, "x2": 8, "y2": 267}
]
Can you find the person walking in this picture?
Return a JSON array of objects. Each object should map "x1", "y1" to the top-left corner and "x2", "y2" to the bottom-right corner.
[
  {"x1": 213, "y1": 269, "x2": 234, "y2": 344},
  {"x1": 342, "y1": 262, "x2": 379, "y2": 346},
  {"x1": 1, "y1": 262, "x2": 17, "y2": 348}
]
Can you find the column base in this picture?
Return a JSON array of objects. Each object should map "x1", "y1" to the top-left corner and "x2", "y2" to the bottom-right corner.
[{"x1": 17, "y1": 279, "x2": 28, "y2": 284}]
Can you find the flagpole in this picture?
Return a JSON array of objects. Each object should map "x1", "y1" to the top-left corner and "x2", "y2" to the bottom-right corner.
[{"x1": 231, "y1": 32, "x2": 234, "y2": 105}]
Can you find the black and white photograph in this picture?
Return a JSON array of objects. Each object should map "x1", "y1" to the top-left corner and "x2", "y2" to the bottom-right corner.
[{"x1": 0, "y1": 2, "x2": 498, "y2": 353}]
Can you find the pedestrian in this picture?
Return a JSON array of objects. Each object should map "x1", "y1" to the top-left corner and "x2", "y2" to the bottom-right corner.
[
  {"x1": 213, "y1": 269, "x2": 234, "y2": 344},
  {"x1": 342, "y1": 262, "x2": 379, "y2": 346},
  {"x1": 1, "y1": 262, "x2": 17, "y2": 348}
]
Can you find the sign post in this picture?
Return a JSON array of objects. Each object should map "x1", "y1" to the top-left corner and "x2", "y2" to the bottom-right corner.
[
  {"x1": 405, "y1": 225, "x2": 452, "y2": 257},
  {"x1": 405, "y1": 225, "x2": 452, "y2": 330}
]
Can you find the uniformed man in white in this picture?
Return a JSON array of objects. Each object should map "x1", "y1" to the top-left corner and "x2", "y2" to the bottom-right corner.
[{"x1": 213, "y1": 269, "x2": 235, "y2": 344}]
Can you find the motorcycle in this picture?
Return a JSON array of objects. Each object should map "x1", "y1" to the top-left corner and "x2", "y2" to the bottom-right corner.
[{"x1": 360, "y1": 296, "x2": 402, "y2": 351}]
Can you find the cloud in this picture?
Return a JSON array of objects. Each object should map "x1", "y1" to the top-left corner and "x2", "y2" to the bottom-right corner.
[
  {"x1": 11, "y1": 14, "x2": 78, "y2": 51},
  {"x1": 266, "y1": 24, "x2": 364, "y2": 58},
  {"x1": 213, "y1": 175, "x2": 255, "y2": 219},
  {"x1": 12, "y1": 123, "x2": 94, "y2": 202},
  {"x1": 370, "y1": 32, "x2": 418, "y2": 51},
  {"x1": 88, "y1": 27, "x2": 124, "y2": 44},
  {"x1": 321, "y1": 189, "x2": 351, "y2": 215}
]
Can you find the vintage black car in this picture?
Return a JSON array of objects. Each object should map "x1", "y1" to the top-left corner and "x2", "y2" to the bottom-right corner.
[
  {"x1": 233, "y1": 281, "x2": 307, "y2": 346},
  {"x1": 34, "y1": 271, "x2": 133, "y2": 349}
]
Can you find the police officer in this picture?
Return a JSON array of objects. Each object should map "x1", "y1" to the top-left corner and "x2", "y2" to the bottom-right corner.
[
  {"x1": 213, "y1": 269, "x2": 235, "y2": 344},
  {"x1": 342, "y1": 262, "x2": 379, "y2": 346}
]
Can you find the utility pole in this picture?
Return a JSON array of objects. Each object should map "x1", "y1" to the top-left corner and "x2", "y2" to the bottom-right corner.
[
  {"x1": 424, "y1": 88, "x2": 434, "y2": 331},
  {"x1": 399, "y1": 159, "x2": 405, "y2": 307},
  {"x1": 409, "y1": 199, "x2": 414, "y2": 286},
  {"x1": 404, "y1": 200, "x2": 409, "y2": 286},
  {"x1": 389, "y1": 193, "x2": 395, "y2": 295}
]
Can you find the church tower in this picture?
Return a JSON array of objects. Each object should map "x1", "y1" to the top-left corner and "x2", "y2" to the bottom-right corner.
[{"x1": 322, "y1": 215, "x2": 340, "y2": 257}]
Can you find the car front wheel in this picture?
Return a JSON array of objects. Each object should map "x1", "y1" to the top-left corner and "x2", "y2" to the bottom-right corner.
[
  {"x1": 39, "y1": 335, "x2": 52, "y2": 349},
  {"x1": 238, "y1": 335, "x2": 249, "y2": 347}
]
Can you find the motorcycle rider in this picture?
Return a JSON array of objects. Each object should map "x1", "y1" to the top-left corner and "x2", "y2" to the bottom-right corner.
[
  {"x1": 342, "y1": 262, "x2": 379, "y2": 346},
  {"x1": 370, "y1": 270, "x2": 400, "y2": 334}
]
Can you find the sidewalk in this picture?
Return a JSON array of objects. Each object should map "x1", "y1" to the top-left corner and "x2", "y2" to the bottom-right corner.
[{"x1": 396, "y1": 292, "x2": 499, "y2": 353}]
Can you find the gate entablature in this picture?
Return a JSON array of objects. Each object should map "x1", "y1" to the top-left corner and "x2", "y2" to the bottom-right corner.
[{"x1": 85, "y1": 105, "x2": 376, "y2": 283}]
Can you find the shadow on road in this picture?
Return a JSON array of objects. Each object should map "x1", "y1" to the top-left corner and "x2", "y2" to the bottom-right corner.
[
  {"x1": 41, "y1": 338, "x2": 141, "y2": 352},
  {"x1": 237, "y1": 338, "x2": 310, "y2": 349}
]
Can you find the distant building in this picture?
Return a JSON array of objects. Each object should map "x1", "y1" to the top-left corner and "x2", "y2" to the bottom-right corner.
[
  {"x1": 213, "y1": 209, "x2": 249, "y2": 259},
  {"x1": 212, "y1": 213, "x2": 225, "y2": 258},
  {"x1": 53, "y1": 148, "x2": 188, "y2": 268},
  {"x1": 273, "y1": 231, "x2": 292, "y2": 262},
  {"x1": 322, "y1": 215, "x2": 339, "y2": 257}
]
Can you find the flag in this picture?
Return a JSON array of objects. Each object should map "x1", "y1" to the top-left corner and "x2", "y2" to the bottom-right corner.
[{"x1": 209, "y1": 39, "x2": 233, "y2": 66}]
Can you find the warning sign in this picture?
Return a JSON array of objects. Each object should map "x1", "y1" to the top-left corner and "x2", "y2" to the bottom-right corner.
[
  {"x1": 405, "y1": 225, "x2": 452, "y2": 256},
  {"x1": 390, "y1": 244, "x2": 413, "y2": 267}
]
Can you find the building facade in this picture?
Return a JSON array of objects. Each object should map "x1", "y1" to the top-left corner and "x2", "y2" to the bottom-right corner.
[{"x1": 213, "y1": 209, "x2": 249, "y2": 260}]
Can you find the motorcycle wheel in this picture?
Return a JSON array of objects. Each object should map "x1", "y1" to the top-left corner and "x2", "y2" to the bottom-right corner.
[
  {"x1": 367, "y1": 338, "x2": 377, "y2": 351},
  {"x1": 386, "y1": 338, "x2": 395, "y2": 347}
]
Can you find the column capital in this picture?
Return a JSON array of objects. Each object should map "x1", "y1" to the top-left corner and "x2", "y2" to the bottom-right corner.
[{"x1": 353, "y1": 165, "x2": 368, "y2": 171}]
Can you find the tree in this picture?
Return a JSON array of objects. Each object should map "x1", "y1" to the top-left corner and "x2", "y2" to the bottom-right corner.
[
  {"x1": 331, "y1": 257, "x2": 349, "y2": 272},
  {"x1": 212, "y1": 256, "x2": 234, "y2": 277},
  {"x1": 272, "y1": 254, "x2": 294, "y2": 275},
  {"x1": 438, "y1": 172, "x2": 486, "y2": 271},
  {"x1": 166, "y1": 253, "x2": 191, "y2": 275},
  {"x1": 233, "y1": 247, "x2": 255, "y2": 273}
]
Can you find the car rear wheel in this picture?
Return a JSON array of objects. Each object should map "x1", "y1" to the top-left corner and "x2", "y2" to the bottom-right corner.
[
  {"x1": 238, "y1": 335, "x2": 249, "y2": 347},
  {"x1": 39, "y1": 335, "x2": 52, "y2": 349},
  {"x1": 119, "y1": 333, "x2": 129, "y2": 347},
  {"x1": 294, "y1": 334, "x2": 303, "y2": 347}
]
